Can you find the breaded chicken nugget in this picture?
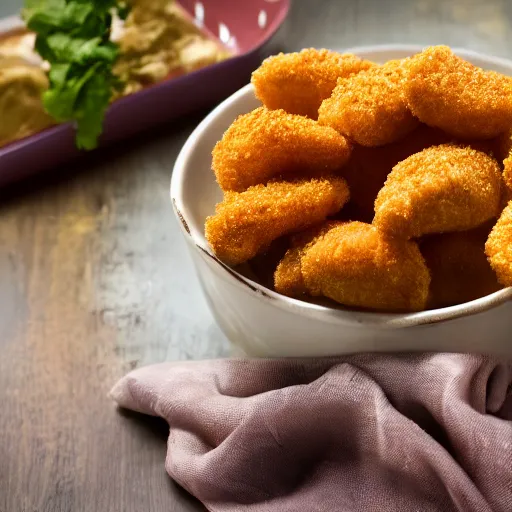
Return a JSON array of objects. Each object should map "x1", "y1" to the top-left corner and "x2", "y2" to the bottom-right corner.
[
  {"x1": 487, "y1": 129, "x2": 512, "y2": 211},
  {"x1": 301, "y1": 222, "x2": 430, "y2": 311},
  {"x1": 374, "y1": 145, "x2": 502, "y2": 239},
  {"x1": 485, "y1": 200, "x2": 512, "y2": 287},
  {"x1": 274, "y1": 221, "x2": 339, "y2": 297},
  {"x1": 205, "y1": 177, "x2": 349, "y2": 266},
  {"x1": 495, "y1": 129, "x2": 512, "y2": 190},
  {"x1": 245, "y1": 238, "x2": 290, "y2": 290},
  {"x1": 251, "y1": 49, "x2": 375, "y2": 119},
  {"x1": 212, "y1": 107, "x2": 352, "y2": 192},
  {"x1": 420, "y1": 223, "x2": 501, "y2": 309},
  {"x1": 501, "y1": 185, "x2": 512, "y2": 211},
  {"x1": 406, "y1": 46, "x2": 512, "y2": 139},
  {"x1": 318, "y1": 59, "x2": 419, "y2": 147},
  {"x1": 274, "y1": 246, "x2": 306, "y2": 297},
  {"x1": 343, "y1": 124, "x2": 450, "y2": 222}
]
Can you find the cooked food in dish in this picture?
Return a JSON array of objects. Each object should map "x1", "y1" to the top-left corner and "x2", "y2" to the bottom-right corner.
[
  {"x1": 301, "y1": 222, "x2": 430, "y2": 312},
  {"x1": 206, "y1": 45, "x2": 512, "y2": 312},
  {"x1": 205, "y1": 177, "x2": 349, "y2": 266},
  {"x1": 420, "y1": 224, "x2": 501, "y2": 308},
  {"x1": 318, "y1": 59, "x2": 418, "y2": 146},
  {"x1": 0, "y1": 30, "x2": 41, "y2": 66},
  {"x1": 212, "y1": 107, "x2": 352, "y2": 192},
  {"x1": 374, "y1": 145, "x2": 502, "y2": 239},
  {"x1": 113, "y1": 0, "x2": 229, "y2": 97},
  {"x1": 274, "y1": 245, "x2": 308, "y2": 298},
  {"x1": 0, "y1": 56, "x2": 54, "y2": 148},
  {"x1": 486, "y1": 201, "x2": 512, "y2": 287},
  {"x1": 274, "y1": 222, "x2": 339, "y2": 298},
  {"x1": 406, "y1": 46, "x2": 512, "y2": 139},
  {"x1": 252, "y1": 48, "x2": 374, "y2": 119},
  {"x1": 342, "y1": 124, "x2": 450, "y2": 222},
  {"x1": 0, "y1": 0, "x2": 231, "y2": 150},
  {"x1": 495, "y1": 129, "x2": 512, "y2": 191}
]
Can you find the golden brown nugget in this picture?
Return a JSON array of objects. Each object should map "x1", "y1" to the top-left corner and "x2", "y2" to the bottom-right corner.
[
  {"x1": 343, "y1": 124, "x2": 450, "y2": 222},
  {"x1": 494, "y1": 128, "x2": 512, "y2": 161},
  {"x1": 406, "y1": 46, "x2": 512, "y2": 139},
  {"x1": 420, "y1": 224, "x2": 501, "y2": 309},
  {"x1": 496, "y1": 130, "x2": 512, "y2": 190},
  {"x1": 245, "y1": 238, "x2": 290, "y2": 290},
  {"x1": 301, "y1": 222, "x2": 430, "y2": 311},
  {"x1": 205, "y1": 177, "x2": 349, "y2": 266},
  {"x1": 251, "y1": 48, "x2": 374, "y2": 119},
  {"x1": 212, "y1": 107, "x2": 352, "y2": 192},
  {"x1": 274, "y1": 222, "x2": 340, "y2": 297},
  {"x1": 489, "y1": 130, "x2": 512, "y2": 209},
  {"x1": 274, "y1": 246, "x2": 306, "y2": 297},
  {"x1": 318, "y1": 59, "x2": 419, "y2": 147},
  {"x1": 374, "y1": 145, "x2": 502, "y2": 239},
  {"x1": 501, "y1": 185, "x2": 512, "y2": 211},
  {"x1": 485, "y1": 201, "x2": 512, "y2": 287}
]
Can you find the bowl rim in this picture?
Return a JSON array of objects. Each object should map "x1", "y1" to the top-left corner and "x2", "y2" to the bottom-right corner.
[{"x1": 171, "y1": 44, "x2": 512, "y2": 329}]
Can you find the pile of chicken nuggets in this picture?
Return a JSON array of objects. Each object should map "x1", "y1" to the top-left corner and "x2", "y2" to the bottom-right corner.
[{"x1": 205, "y1": 45, "x2": 512, "y2": 312}]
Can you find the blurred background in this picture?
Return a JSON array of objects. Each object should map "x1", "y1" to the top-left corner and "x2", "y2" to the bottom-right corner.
[
  {"x1": 2, "y1": 0, "x2": 512, "y2": 56},
  {"x1": 1, "y1": 1, "x2": 511, "y2": 511}
]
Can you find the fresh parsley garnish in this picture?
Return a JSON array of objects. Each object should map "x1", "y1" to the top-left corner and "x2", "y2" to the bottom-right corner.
[{"x1": 23, "y1": 0, "x2": 129, "y2": 150}]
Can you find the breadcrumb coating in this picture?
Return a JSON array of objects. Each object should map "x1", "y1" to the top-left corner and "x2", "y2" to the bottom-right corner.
[
  {"x1": 212, "y1": 107, "x2": 352, "y2": 192},
  {"x1": 205, "y1": 177, "x2": 350, "y2": 266},
  {"x1": 301, "y1": 222, "x2": 430, "y2": 312},
  {"x1": 420, "y1": 223, "x2": 501, "y2": 308},
  {"x1": 251, "y1": 48, "x2": 375, "y2": 119},
  {"x1": 274, "y1": 246, "x2": 305, "y2": 297},
  {"x1": 205, "y1": 45, "x2": 512, "y2": 311},
  {"x1": 489, "y1": 129, "x2": 512, "y2": 209},
  {"x1": 374, "y1": 144, "x2": 502, "y2": 239},
  {"x1": 317, "y1": 59, "x2": 419, "y2": 147},
  {"x1": 485, "y1": 200, "x2": 512, "y2": 287},
  {"x1": 501, "y1": 185, "x2": 512, "y2": 211},
  {"x1": 406, "y1": 46, "x2": 512, "y2": 139},
  {"x1": 343, "y1": 124, "x2": 450, "y2": 222},
  {"x1": 274, "y1": 221, "x2": 339, "y2": 297},
  {"x1": 497, "y1": 130, "x2": 512, "y2": 190}
]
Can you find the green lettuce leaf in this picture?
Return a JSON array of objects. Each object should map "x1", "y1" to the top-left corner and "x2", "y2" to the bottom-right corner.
[{"x1": 23, "y1": 0, "x2": 128, "y2": 150}]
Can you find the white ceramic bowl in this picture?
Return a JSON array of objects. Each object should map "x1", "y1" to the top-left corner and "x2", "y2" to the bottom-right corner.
[{"x1": 171, "y1": 45, "x2": 512, "y2": 358}]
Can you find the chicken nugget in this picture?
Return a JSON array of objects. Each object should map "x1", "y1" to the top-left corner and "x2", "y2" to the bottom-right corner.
[
  {"x1": 251, "y1": 48, "x2": 375, "y2": 119},
  {"x1": 274, "y1": 221, "x2": 340, "y2": 297},
  {"x1": 274, "y1": 246, "x2": 306, "y2": 298},
  {"x1": 495, "y1": 129, "x2": 512, "y2": 191},
  {"x1": 343, "y1": 124, "x2": 450, "y2": 222},
  {"x1": 487, "y1": 129, "x2": 512, "y2": 210},
  {"x1": 301, "y1": 222, "x2": 430, "y2": 311},
  {"x1": 406, "y1": 46, "x2": 512, "y2": 139},
  {"x1": 374, "y1": 145, "x2": 502, "y2": 239},
  {"x1": 485, "y1": 200, "x2": 512, "y2": 287},
  {"x1": 205, "y1": 177, "x2": 350, "y2": 266},
  {"x1": 243, "y1": 237, "x2": 290, "y2": 289},
  {"x1": 318, "y1": 59, "x2": 419, "y2": 147},
  {"x1": 212, "y1": 107, "x2": 352, "y2": 192},
  {"x1": 420, "y1": 223, "x2": 501, "y2": 309},
  {"x1": 502, "y1": 185, "x2": 512, "y2": 211}
]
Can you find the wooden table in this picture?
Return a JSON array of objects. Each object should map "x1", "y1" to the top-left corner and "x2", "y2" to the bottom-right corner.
[{"x1": 1, "y1": 1, "x2": 510, "y2": 510}]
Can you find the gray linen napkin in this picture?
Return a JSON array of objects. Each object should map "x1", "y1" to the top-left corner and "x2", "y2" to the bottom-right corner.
[{"x1": 110, "y1": 354, "x2": 512, "y2": 512}]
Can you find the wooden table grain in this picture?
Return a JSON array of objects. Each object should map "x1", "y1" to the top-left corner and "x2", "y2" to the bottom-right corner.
[{"x1": 0, "y1": 0, "x2": 510, "y2": 510}]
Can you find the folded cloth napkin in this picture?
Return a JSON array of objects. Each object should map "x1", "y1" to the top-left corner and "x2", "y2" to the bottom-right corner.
[{"x1": 110, "y1": 353, "x2": 512, "y2": 512}]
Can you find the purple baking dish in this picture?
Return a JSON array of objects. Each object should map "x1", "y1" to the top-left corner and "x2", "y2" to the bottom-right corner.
[{"x1": 0, "y1": 0, "x2": 290, "y2": 186}]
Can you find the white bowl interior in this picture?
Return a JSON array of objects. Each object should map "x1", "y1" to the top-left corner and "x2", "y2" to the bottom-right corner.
[{"x1": 172, "y1": 45, "x2": 512, "y2": 323}]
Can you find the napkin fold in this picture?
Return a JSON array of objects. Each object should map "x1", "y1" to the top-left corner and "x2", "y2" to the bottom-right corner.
[{"x1": 111, "y1": 354, "x2": 512, "y2": 512}]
